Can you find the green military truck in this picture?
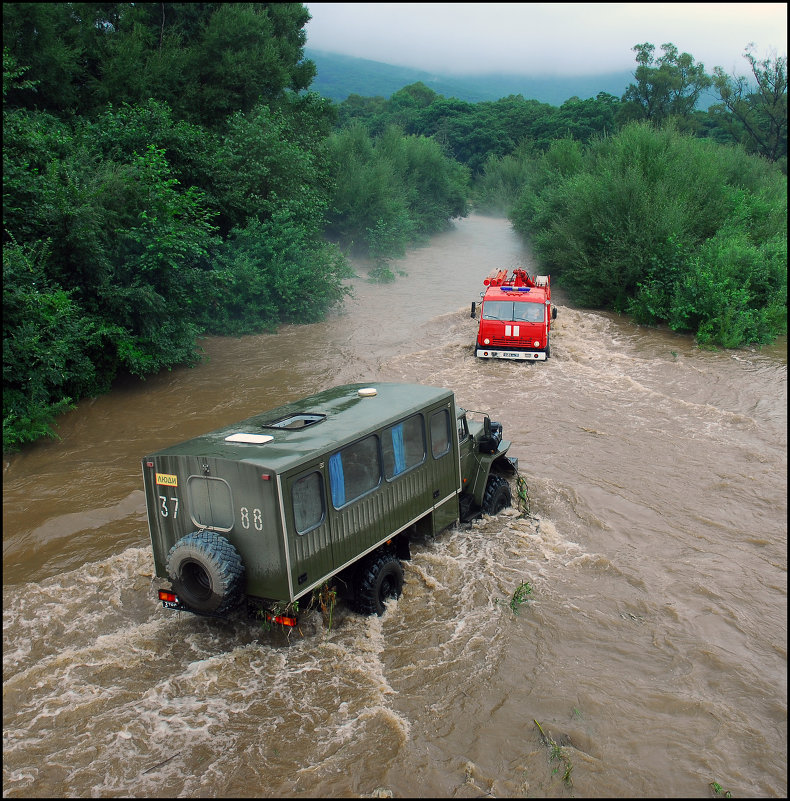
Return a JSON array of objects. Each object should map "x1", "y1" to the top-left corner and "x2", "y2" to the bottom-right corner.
[{"x1": 142, "y1": 382, "x2": 516, "y2": 625}]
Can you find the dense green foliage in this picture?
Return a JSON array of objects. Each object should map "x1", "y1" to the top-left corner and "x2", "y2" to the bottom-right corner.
[
  {"x1": 2, "y1": 2, "x2": 316, "y2": 126},
  {"x1": 338, "y1": 83, "x2": 621, "y2": 174},
  {"x1": 323, "y1": 123, "x2": 469, "y2": 277},
  {"x1": 506, "y1": 123, "x2": 787, "y2": 346},
  {"x1": 3, "y1": 3, "x2": 787, "y2": 452},
  {"x1": 3, "y1": 3, "x2": 345, "y2": 451}
]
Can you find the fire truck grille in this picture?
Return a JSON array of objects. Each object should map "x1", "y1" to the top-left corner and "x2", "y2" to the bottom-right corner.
[{"x1": 490, "y1": 337, "x2": 540, "y2": 348}]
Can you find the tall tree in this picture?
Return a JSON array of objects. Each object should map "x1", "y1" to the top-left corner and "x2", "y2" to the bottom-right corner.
[
  {"x1": 2, "y1": 3, "x2": 316, "y2": 126},
  {"x1": 620, "y1": 42, "x2": 712, "y2": 125},
  {"x1": 711, "y1": 46, "x2": 788, "y2": 165}
]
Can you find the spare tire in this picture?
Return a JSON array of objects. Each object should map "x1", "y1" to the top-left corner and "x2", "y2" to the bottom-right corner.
[{"x1": 166, "y1": 530, "x2": 244, "y2": 615}]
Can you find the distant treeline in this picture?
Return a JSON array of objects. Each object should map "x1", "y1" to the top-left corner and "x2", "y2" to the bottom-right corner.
[{"x1": 2, "y1": 3, "x2": 787, "y2": 452}]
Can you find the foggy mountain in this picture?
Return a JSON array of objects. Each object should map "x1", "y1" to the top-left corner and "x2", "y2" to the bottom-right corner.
[{"x1": 305, "y1": 48, "x2": 636, "y2": 105}]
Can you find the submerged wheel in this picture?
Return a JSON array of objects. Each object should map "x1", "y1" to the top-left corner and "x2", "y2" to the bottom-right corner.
[
  {"x1": 355, "y1": 552, "x2": 404, "y2": 616},
  {"x1": 166, "y1": 530, "x2": 244, "y2": 615},
  {"x1": 481, "y1": 474, "x2": 511, "y2": 515}
]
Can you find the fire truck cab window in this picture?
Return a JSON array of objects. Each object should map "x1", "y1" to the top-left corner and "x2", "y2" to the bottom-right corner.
[
  {"x1": 482, "y1": 300, "x2": 511, "y2": 321},
  {"x1": 483, "y1": 300, "x2": 544, "y2": 323},
  {"x1": 513, "y1": 302, "x2": 545, "y2": 322}
]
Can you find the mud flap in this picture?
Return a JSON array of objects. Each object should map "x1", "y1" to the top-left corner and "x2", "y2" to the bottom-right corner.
[{"x1": 494, "y1": 455, "x2": 518, "y2": 474}]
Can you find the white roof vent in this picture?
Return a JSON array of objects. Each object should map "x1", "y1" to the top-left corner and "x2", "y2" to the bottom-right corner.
[
  {"x1": 224, "y1": 433, "x2": 274, "y2": 444},
  {"x1": 358, "y1": 387, "x2": 377, "y2": 397}
]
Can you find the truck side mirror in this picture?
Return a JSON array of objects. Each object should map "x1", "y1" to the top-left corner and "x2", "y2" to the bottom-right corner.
[
  {"x1": 470, "y1": 302, "x2": 476, "y2": 319},
  {"x1": 552, "y1": 307, "x2": 557, "y2": 320}
]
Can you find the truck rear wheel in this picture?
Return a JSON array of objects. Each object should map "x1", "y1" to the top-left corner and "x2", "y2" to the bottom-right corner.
[
  {"x1": 481, "y1": 475, "x2": 511, "y2": 515},
  {"x1": 166, "y1": 530, "x2": 244, "y2": 615},
  {"x1": 355, "y1": 552, "x2": 404, "y2": 616}
]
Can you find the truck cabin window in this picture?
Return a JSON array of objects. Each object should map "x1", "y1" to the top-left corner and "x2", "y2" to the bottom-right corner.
[
  {"x1": 430, "y1": 409, "x2": 451, "y2": 458},
  {"x1": 483, "y1": 300, "x2": 544, "y2": 323},
  {"x1": 457, "y1": 414, "x2": 469, "y2": 443}
]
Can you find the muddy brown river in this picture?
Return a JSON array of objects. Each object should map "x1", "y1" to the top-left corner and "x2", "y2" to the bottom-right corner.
[{"x1": 3, "y1": 215, "x2": 786, "y2": 798}]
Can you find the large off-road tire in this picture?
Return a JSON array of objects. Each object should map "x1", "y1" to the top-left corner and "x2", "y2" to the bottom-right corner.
[
  {"x1": 166, "y1": 530, "x2": 244, "y2": 615},
  {"x1": 355, "y1": 551, "x2": 404, "y2": 616},
  {"x1": 481, "y1": 474, "x2": 511, "y2": 515}
]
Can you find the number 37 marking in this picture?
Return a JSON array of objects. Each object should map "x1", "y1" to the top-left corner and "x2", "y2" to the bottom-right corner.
[{"x1": 159, "y1": 495, "x2": 179, "y2": 518}]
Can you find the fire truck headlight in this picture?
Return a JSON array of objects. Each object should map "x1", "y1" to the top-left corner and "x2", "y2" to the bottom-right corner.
[
  {"x1": 483, "y1": 338, "x2": 490, "y2": 345},
  {"x1": 534, "y1": 340, "x2": 540, "y2": 347}
]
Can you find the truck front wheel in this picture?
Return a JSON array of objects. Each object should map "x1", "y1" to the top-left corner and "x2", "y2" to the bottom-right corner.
[
  {"x1": 355, "y1": 552, "x2": 404, "y2": 616},
  {"x1": 481, "y1": 475, "x2": 511, "y2": 515}
]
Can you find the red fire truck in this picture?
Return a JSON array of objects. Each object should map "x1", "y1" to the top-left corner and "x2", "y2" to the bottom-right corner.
[{"x1": 472, "y1": 268, "x2": 557, "y2": 361}]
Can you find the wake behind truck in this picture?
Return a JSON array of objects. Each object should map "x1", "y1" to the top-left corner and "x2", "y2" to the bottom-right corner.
[
  {"x1": 142, "y1": 382, "x2": 516, "y2": 626},
  {"x1": 472, "y1": 268, "x2": 557, "y2": 361}
]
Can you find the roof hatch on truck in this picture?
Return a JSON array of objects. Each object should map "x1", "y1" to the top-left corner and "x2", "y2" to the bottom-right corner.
[{"x1": 265, "y1": 413, "x2": 326, "y2": 430}]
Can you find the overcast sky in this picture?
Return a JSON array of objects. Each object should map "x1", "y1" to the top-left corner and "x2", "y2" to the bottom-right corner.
[{"x1": 304, "y1": 3, "x2": 787, "y2": 77}]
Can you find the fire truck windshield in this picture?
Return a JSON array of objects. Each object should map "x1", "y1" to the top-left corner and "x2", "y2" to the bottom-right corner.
[{"x1": 482, "y1": 300, "x2": 544, "y2": 323}]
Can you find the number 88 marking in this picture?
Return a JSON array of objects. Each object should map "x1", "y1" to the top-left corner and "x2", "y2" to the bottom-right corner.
[{"x1": 240, "y1": 507, "x2": 263, "y2": 530}]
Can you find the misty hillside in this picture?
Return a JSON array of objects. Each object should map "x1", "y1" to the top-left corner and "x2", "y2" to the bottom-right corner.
[{"x1": 304, "y1": 48, "x2": 636, "y2": 105}]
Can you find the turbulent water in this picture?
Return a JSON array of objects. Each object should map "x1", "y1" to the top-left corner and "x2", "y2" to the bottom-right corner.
[{"x1": 3, "y1": 215, "x2": 787, "y2": 798}]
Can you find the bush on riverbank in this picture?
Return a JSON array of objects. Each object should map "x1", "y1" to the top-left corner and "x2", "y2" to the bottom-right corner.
[{"x1": 506, "y1": 123, "x2": 787, "y2": 348}]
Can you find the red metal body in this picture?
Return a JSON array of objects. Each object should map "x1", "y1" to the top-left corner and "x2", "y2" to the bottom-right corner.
[{"x1": 473, "y1": 269, "x2": 555, "y2": 361}]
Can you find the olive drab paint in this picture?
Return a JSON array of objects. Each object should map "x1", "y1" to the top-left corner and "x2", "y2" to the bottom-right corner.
[{"x1": 142, "y1": 382, "x2": 516, "y2": 622}]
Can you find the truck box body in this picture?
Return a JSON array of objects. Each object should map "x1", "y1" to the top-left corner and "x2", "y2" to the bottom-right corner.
[{"x1": 142, "y1": 383, "x2": 473, "y2": 616}]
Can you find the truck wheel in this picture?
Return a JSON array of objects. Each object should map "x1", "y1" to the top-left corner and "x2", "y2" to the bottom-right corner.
[
  {"x1": 481, "y1": 475, "x2": 511, "y2": 515},
  {"x1": 545, "y1": 334, "x2": 551, "y2": 359},
  {"x1": 355, "y1": 552, "x2": 404, "y2": 616},
  {"x1": 166, "y1": 530, "x2": 244, "y2": 615}
]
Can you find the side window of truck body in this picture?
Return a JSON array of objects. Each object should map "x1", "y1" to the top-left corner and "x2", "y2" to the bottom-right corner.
[
  {"x1": 382, "y1": 414, "x2": 426, "y2": 480},
  {"x1": 328, "y1": 434, "x2": 382, "y2": 509},
  {"x1": 292, "y1": 470, "x2": 326, "y2": 535},
  {"x1": 430, "y1": 409, "x2": 451, "y2": 459}
]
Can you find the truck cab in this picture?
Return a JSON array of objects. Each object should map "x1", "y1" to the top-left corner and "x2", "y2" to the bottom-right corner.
[{"x1": 472, "y1": 268, "x2": 557, "y2": 361}]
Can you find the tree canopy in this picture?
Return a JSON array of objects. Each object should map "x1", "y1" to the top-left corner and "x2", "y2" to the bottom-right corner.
[
  {"x1": 711, "y1": 46, "x2": 788, "y2": 167},
  {"x1": 1, "y1": 2, "x2": 316, "y2": 126}
]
